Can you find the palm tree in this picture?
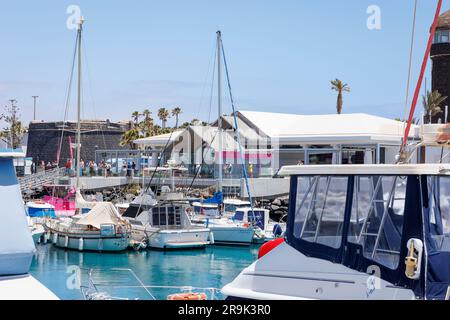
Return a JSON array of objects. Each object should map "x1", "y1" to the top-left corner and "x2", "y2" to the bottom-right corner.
[
  {"x1": 120, "y1": 128, "x2": 140, "y2": 149},
  {"x1": 172, "y1": 107, "x2": 182, "y2": 128},
  {"x1": 131, "y1": 111, "x2": 141, "y2": 125},
  {"x1": 143, "y1": 109, "x2": 152, "y2": 121},
  {"x1": 331, "y1": 79, "x2": 351, "y2": 115},
  {"x1": 423, "y1": 90, "x2": 447, "y2": 123},
  {"x1": 158, "y1": 108, "x2": 170, "y2": 129}
]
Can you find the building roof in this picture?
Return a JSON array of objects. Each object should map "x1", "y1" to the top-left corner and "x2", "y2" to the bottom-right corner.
[
  {"x1": 437, "y1": 10, "x2": 450, "y2": 30},
  {"x1": 134, "y1": 130, "x2": 184, "y2": 147},
  {"x1": 238, "y1": 111, "x2": 415, "y2": 145},
  {"x1": 278, "y1": 163, "x2": 450, "y2": 176}
]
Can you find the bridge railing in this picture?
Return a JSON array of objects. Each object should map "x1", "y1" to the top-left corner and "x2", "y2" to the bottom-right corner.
[{"x1": 19, "y1": 167, "x2": 66, "y2": 194}]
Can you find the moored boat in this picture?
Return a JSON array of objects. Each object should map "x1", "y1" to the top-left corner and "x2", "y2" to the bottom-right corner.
[
  {"x1": 222, "y1": 164, "x2": 450, "y2": 300},
  {"x1": 44, "y1": 202, "x2": 130, "y2": 252}
]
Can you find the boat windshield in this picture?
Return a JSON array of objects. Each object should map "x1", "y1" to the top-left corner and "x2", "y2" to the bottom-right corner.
[
  {"x1": 294, "y1": 176, "x2": 348, "y2": 249},
  {"x1": 348, "y1": 176, "x2": 406, "y2": 269},
  {"x1": 293, "y1": 175, "x2": 406, "y2": 269},
  {"x1": 152, "y1": 206, "x2": 182, "y2": 228},
  {"x1": 427, "y1": 176, "x2": 450, "y2": 252}
]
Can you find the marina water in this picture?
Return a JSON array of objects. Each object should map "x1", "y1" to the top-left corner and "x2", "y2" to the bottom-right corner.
[{"x1": 30, "y1": 244, "x2": 259, "y2": 300}]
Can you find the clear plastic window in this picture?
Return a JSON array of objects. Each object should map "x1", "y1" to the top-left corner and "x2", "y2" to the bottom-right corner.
[
  {"x1": 427, "y1": 177, "x2": 450, "y2": 252},
  {"x1": 294, "y1": 176, "x2": 348, "y2": 249},
  {"x1": 348, "y1": 176, "x2": 406, "y2": 269}
]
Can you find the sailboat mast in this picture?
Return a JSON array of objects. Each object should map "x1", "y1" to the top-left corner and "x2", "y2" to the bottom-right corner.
[
  {"x1": 217, "y1": 30, "x2": 223, "y2": 193},
  {"x1": 75, "y1": 17, "x2": 84, "y2": 189}
]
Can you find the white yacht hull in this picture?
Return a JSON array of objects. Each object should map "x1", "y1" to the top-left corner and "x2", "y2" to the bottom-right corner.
[
  {"x1": 0, "y1": 275, "x2": 59, "y2": 300},
  {"x1": 145, "y1": 228, "x2": 210, "y2": 249},
  {"x1": 222, "y1": 243, "x2": 416, "y2": 300},
  {"x1": 209, "y1": 226, "x2": 255, "y2": 246}
]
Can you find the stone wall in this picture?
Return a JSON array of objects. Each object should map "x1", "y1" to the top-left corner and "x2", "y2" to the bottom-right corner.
[{"x1": 26, "y1": 120, "x2": 132, "y2": 165}]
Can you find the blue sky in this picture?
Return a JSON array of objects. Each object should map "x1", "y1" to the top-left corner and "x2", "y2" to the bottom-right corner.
[{"x1": 0, "y1": 1, "x2": 446, "y2": 127}]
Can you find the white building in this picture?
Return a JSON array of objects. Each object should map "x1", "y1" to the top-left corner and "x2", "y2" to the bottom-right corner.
[{"x1": 134, "y1": 111, "x2": 416, "y2": 178}]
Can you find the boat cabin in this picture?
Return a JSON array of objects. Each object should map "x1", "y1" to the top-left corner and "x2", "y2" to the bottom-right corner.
[
  {"x1": 192, "y1": 202, "x2": 220, "y2": 217},
  {"x1": 232, "y1": 208, "x2": 270, "y2": 230},
  {"x1": 279, "y1": 164, "x2": 450, "y2": 300},
  {"x1": 224, "y1": 199, "x2": 251, "y2": 214},
  {"x1": 151, "y1": 203, "x2": 184, "y2": 229}
]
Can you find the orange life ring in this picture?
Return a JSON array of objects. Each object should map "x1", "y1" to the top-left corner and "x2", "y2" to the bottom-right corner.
[
  {"x1": 167, "y1": 293, "x2": 207, "y2": 301},
  {"x1": 243, "y1": 223, "x2": 250, "y2": 228}
]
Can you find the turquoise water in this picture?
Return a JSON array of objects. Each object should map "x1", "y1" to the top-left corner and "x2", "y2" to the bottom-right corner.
[{"x1": 30, "y1": 244, "x2": 259, "y2": 300}]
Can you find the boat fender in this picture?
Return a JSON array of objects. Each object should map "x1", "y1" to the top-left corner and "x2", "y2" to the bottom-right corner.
[
  {"x1": 273, "y1": 224, "x2": 283, "y2": 238},
  {"x1": 52, "y1": 233, "x2": 58, "y2": 244},
  {"x1": 209, "y1": 231, "x2": 215, "y2": 245},
  {"x1": 64, "y1": 235, "x2": 69, "y2": 248},
  {"x1": 78, "y1": 238, "x2": 84, "y2": 251},
  {"x1": 167, "y1": 293, "x2": 207, "y2": 301},
  {"x1": 258, "y1": 238, "x2": 284, "y2": 259},
  {"x1": 45, "y1": 232, "x2": 50, "y2": 243},
  {"x1": 98, "y1": 238, "x2": 103, "y2": 251}
]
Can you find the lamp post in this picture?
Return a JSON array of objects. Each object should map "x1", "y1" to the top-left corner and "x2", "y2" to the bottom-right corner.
[{"x1": 32, "y1": 96, "x2": 39, "y2": 121}]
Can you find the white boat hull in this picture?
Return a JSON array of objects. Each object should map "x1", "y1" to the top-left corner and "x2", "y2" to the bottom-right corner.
[
  {"x1": 0, "y1": 275, "x2": 59, "y2": 300},
  {"x1": 222, "y1": 243, "x2": 416, "y2": 300},
  {"x1": 209, "y1": 226, "x2": 255, "y2": 246},
  {"x1": 49, "y1": 231, "x2": 129, "y2": 252},
  {"x1": 145, "y1": 228, "x2": 210, "y2": 249}
]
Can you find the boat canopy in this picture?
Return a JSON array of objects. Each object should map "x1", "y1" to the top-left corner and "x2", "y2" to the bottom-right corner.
[
  {"x1": 75, "y1": 190, "x2": 98, "y2": 210},
  {"x1": 0, "y1": 153, "x2": 36, "y2": 276},
  {"x1": 278, "y1": 163, "x2": 450, "y2": 176},
  {"x1": 77, "y1": 202, "x2": 126, "y2": 229},
  {"x1": 285, "y1": 169, "x2": 450, "y2": 300},
  {"x1": 203, "y1": 192, "x2": 224, "y2": 205}
]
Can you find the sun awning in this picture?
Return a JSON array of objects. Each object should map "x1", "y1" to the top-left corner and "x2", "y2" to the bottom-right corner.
[{"x1": 77, "y1": 202, "x2": 125, "y2": 229}]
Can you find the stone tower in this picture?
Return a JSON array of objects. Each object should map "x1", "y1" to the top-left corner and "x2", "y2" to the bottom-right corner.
[{"x1": 430, "y1": 10, "x2": 450, "y2": 123}]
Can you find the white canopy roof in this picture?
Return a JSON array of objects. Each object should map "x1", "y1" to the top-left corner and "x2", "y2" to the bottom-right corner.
[
  {"x1": 134, "y1": 130, "x2": 183, "y2": 147},
  {"x1": 278, "y1": 163, "x2": 450, "y2": 176},
  {"x1": 77, "y1": 202, "x2": 126, "y2": 229},
  {"x1": 238, "y1": 111, "x2": 416, "y2": 145}
]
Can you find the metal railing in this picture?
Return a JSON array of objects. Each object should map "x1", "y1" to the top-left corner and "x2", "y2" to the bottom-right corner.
[{"x1": 19, "y1": 167, "x2": 66, "y2": 194}]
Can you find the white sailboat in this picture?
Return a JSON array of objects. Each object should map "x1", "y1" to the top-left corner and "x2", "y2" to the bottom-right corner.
[
  {"x1": 44, "y1": 17, "x2": 130, "y2": 252},
  {"x1": 189, "y1": 31, "x2": 256, "y2": 246}
]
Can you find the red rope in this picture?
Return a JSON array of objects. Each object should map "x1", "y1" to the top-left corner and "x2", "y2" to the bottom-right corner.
[{"x1": 402, "y1": 0, "x2": 442, "y2": 149}]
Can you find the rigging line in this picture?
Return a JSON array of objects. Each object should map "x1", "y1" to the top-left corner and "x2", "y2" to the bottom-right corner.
[
  {"x1": 135, "y1": 117, "x2": 180, "y2": 215},
  {"x1": 207, "y1": 48, "x2": 217, "y2": 125},
  {"x1": 57, "y1": 31, "x2": 79, "y2": 167},
  {"x1": 187, "y1": 128, "x2": 219, "y2": 192},
  {"x1": 401, "y1": 0, "x2": 418, "y2": 136},
  {"x1": 81, "y1": 37, "x2": 107, "y2": 150},
  {"x1": 196, "y1": 39, "x2": 217, "y2": 122},
  {"x1": 220, "y1": 38, "x2": 255, "y2": 211},
  {"x1": 401, "y1": 0, "x2": 442, "y2": 154}
]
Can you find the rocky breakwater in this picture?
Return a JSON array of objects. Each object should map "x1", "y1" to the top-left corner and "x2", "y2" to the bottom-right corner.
[{"x1": 256, "y1": 196, "x2": 289, "y2": 223}]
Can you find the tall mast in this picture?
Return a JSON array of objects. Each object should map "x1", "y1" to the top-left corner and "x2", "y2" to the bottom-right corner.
[
  {"x1": 217, "y1": 30, "x2": 223, "y2": 193},
  {"x1": 75, "y1": 17, "x2": 84, "y2": 189}
]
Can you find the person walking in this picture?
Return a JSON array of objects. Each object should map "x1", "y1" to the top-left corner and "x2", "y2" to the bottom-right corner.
[{"x1": 65, "y1": 159, "x2": 72, "y2": 176}]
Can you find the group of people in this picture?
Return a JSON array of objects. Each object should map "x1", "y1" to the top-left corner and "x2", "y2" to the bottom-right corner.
[
  {"x1": 31, "y1": 160, "x2": 58, "y2": 174},
  {"x1": 64, "y1": 159, "x2": 112, "y2": 177}
]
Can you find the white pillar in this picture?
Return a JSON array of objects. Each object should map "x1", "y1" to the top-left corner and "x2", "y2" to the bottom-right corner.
[{"x1": 364, "y1": 148, "x2": 373, "y2": 164}]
